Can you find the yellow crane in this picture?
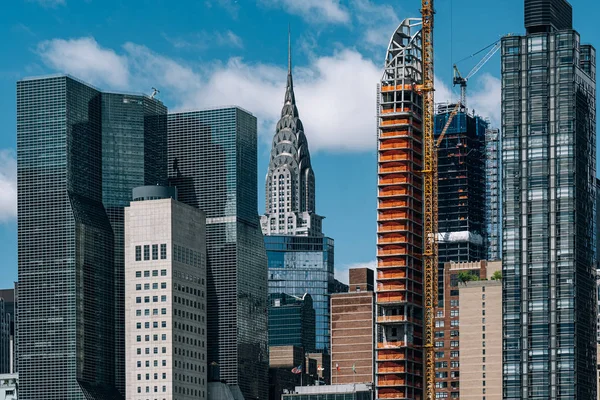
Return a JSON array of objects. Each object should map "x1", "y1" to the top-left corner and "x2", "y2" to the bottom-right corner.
[{"x1": 419, "y1": 0, "x2": 437, "y2": 399}]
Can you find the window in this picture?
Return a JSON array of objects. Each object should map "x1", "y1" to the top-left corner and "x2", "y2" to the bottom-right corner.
[
  {"x1": 144, "y1": 283, "x2": 150, "y2": 290},
  {"x1": 161, "y1": 269, "x2": 167, "y2": 276},
  {"x1": 145, "y1": 322, "x2": 150, "y2": 328},
  {"x1": 161, "y1": 308, "x2": 167, "y2": 315},
  {"x1": 144, "y1": 309, "x2": 150, "y2": 316},
  {"x1": 136, "y1": 297, "x2": 141, "y2": 304},
  {"x1": 136, "y1": 271, "x2": 141, "y2": 278},
  {"x1": 161, "y1": 282, "x2": 167, "y2": 289},
  {"x1": 450, "y1": 341, "x2": 459, "y2": 347},
  {"x1": 144, "y1": 270, "x2": 150, "y2": 277},
  {"x1": 135, "y1": 284, "x2": 141, "y2": 291},
  {"x1": 450, "y1": 351, "x2": 459, "y2": 358},
  {"x1": 451, "y1": 320, "x2": 459, "y2": 327},
  {"x1": 144, "y1": 296, "x2": 150, "y2": 303},
  {"x1": 162, "y1": 321, "x2": 167, "y2": 328},
  {"x1": 161, "y1": 295, "x2": 167, "y2": 302},
  {"x1": 152, "y1": 244, "x2": 158, "y2": 260},
  {"x1": 136, "y1": 323, "x2": 141, "y2": 329},
  {"x1": 152, "y1": 270, "x2": 158, "y2": 277},
  {"x1": 137, "y1": 348, "x2": 141, "y2": 355},
  {"x1": 136, "y1": 336, "x2": 141, "y2": 342},
  {"x1": 136, "y1": 310, "x2": 142, "y2": 316},
  {"x1": 152, "y1": 283, "x2": 158, "y2": 289},
  {"x1": 153, "y1": 309, "x2": 159, "y2": 315},
  {"x1": 153, "y1": 296, "x2": 158, "y2": 303},
  {"x1": 135, "y1": 246, "x2": 142, "y2": 261},
  {"x1": 161, "y1": 244, "x2": 167, "y2": 259},
  {"x1": 144, "y1": 245, "x2": 150, "y2": 260},
  {"x1": 435, "y1": 320, "x2": 444, "y2": 328},
  {"x1": 162, "y1": 334, "x2": 167, "y2": 340}
]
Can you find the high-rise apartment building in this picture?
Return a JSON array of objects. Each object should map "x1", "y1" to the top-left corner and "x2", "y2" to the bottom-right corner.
[
  {"x1": 102, "y1": 92, "x2": 167, "y2": 396},
  {"x1": 261, "y1": 37, "x2": 341, "y2": 354},
  {"x1": 485, "y1": 127, "x2": 501, "y2": 261},
  {"x1": 502, "y1": 0, "x2": 597, "y2": 398},
  {"x1": 376, "y1": 18, "x2": 425, "y2": 400},
  {"x1": 17, "y1": 75, "x2": 121, "y2": 399},
  {"x1": 124, "y1": 185, "x2": 207, "y2": 400},
  {"x1": 269, "y1": 293, "x2": 316, "y2": 352},
  {"x1": 167, "y1": 107, "x2": 268, "y2": 400},
  {"x1": 434, "y1": 105, "x2": 487, "y2": 304},
  {"x1": 434, "y1": 260, "x2": 500, "y2": 399},
  {"x1": 331, "y1": 268, "x2": 374, "y2": 385},
  {"x1": 459, "y1": 279, "x2": 502, "y2": 399}
]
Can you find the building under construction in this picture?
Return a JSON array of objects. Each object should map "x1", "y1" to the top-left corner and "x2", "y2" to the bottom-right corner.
[
  {"x1": 434, "y1": 104, "x2": 487, "y2": 304},
  {"x1": 376, "y1": 18, "x2": 424, "y2": 400}
]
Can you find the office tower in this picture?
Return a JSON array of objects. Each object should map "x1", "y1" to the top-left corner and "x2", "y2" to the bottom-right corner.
[
  {"x1": 102, "y1": 92, "x2": 167, "y2": 396},
  {"x1": 17, "y1": 75, "x2": 120, "y2": 399},
  {"x1": 262, "y1": 36, "x2": 341, "y2": 355},
  {"x1": 502, "y1": 0, "x2": 597, "y2": 398},
  {"x1": 167, "y1": 107, "x2": 268, "y2": 400},
  {"x1": 124, "y1": 185, "x2": 207, "y2": 400},
  {"x1": 459, "y1": 279, "x2": 502, "y2": 399},
  {"x1": 434, "y1": 105, "x2": 487, "y2": 304},
  {"x1": 331, "y1": 268, "x2": 374, "y2": 385},
  {"x1": 269, "y1": 293, "x2": 316, "y2": 352},
  {"x1": 485, "y1": 127, "x2": 502, "y2": 260},
  {"x1": 376, "y1": 18, "x2": 424, "y2": 400},
  {"x1": 433, "y1": 260, "x2": 501, "y2": 399}
]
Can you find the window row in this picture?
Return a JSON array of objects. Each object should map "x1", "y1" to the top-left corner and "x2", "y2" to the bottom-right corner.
[
  {"x1": 136, "y1": 269, "x2": 167, "y2": 278},
  {"x1": 136, "y1": 244, "x2": 168, "y2": 261},
  {"x1": 135, "y1": 308, "x2": 168, "y2": 316},
  {"x1": 137, "y1": 321, "x2": 168, "y2": 329},
  {"x1": 137, "y1": 359, "x2": 167, "y2": 368},
  {"x1": 136, "y1": 334, "x2": 168, "y2": 342},
  {"x1": 135, "y1": 296, "x2": 168, "y2": 303},
  {"x1": 137, "y1": 347, "x2": 167, "y2": 355},
  {"x1": 136, "y1": 282, "x2": 168, "y2": 290}
]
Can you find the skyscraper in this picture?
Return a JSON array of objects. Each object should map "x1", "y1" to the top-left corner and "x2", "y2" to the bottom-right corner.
[
  {"x1": 376, "y1": 18, "x2": 425, "y2": 400},
  {"x1": 261, "y1": 34, "x2": 342, "y2": 355},
  {"x1": 502, "y1": 0, "x2": 597, "y2": 398},
  {"x1": 0, "y1": 288, "x2": 15, "y2": 374},
  {"x1": 434, "y1": 105, "x2": 487, "y2": 304},
  {"x1": 167, "y1": 107, "x2": 268, "y2": 400},
  {"x1": 17, "y1": 75, "x2": 120, "y2": 399},
  {"x1": 485, "y1": 127, "x2": 502, "y2": 261},
  {"x1": 124, "y1": 185, "x2": 207, "y2": 400},
  {"x1": 102, "y1": 92, "x2": 167, "y2": 396}
]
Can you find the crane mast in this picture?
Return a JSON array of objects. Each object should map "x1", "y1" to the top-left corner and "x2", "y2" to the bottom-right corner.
[{"x1": 419, "y1": 1, "x2": 437, "y2": 400}]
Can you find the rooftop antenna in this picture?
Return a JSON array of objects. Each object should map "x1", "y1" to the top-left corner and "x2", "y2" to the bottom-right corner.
[
  {"x1": 288, "y1": 24, "x2": 292, "y2": 74},
  {"x1": 150, "y1": 87, "x2": 160, "y2": 99}
]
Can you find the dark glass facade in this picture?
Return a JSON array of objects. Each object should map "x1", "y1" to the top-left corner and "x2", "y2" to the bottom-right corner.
[
  {"x1": 268, "y1": 293, "x2": 316, "y2": 352},
  {"x1": 266, "y1": 235, "x2": 339, "y2": 352},
  {"x1": 485, "y1": 127, "x2": 502, "y2": 261},
  {"x1": 101, "y1": 92, "x2": 167, "y2": 395},
  {"x1": 17, "y1": 76, "x2": 120, "y2": 399},
  {"x1": 502, "y1": 1, "x2": 597, "y2": 397},
  {"x1": 434, "y1": 109, "x2": 487, "y2": 303},
  {"x1": 167, "y1": 108, "x2": 268, "y2": 400}
]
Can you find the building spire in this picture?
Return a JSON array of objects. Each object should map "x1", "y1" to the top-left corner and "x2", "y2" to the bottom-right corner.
[{"x1": 288, "y1": 24, "x2": 292, "y2": 75}]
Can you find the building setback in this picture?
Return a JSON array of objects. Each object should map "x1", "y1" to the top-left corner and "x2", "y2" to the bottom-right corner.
[
  {"x1": 502, "y1": 0, "x2": 597, "y2": 398},
  {"x1": 167, "y1": 107, "x2": 268, "y2": 400},
  {"x1": 459, "y1": 279, "x2": 502, "y2": 399},
  {"x1": 124, "y1": 186, "x2": 207, "y2": 400},
  {"x1": 102, "y1": 92, "x2": 168, "y2": 396},
  {"x1": 17, "y1": 75, "x2": 121, "y2": 399},
  {"x1": 330, "y1": 268, "x2": 374, "y2": 385},
  {"x1": 434, "y1": 105, "x2": 487, "y2": 304},
  {"x1": 376, "y1": 18, "x2": 425, "y2": 400}
]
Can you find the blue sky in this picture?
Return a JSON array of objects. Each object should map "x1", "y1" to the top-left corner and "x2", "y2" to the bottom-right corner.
[{"x1": 0, "y1": 0, "x2": 599, "y2": 288}]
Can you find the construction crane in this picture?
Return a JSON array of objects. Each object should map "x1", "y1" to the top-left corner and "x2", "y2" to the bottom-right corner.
[
  {"x1": 419, "y1": 0, "x2": 437, "y2": 399},
  {"x1": 452, "y1": 40, "x2": 501, "y2": 107}
]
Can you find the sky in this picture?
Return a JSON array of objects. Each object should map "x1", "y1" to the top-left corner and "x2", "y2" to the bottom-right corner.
[{"x1": 0, "y1": 0, "x2": 599, "y2": 288}]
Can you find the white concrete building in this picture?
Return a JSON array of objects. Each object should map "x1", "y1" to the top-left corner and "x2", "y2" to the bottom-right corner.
[
  {"x1": 125, "y1": 186, "x2": 207, "y2": 400},
  {"x1": 0, "y1": 373, "x2": 18, "y2": 400}
]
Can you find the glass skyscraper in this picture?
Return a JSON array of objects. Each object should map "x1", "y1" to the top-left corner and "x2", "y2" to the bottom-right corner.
[
  {"x1": 502, "y1": 0, "x2": 597, "y2": 398},
  {"x1": 17, "y1": 75, "x2": 120, "y2": 399},
  {"x1": 167, "y1": 108, "x2": 268, "y2": 400},
  {"x1": 101, "y1": 92, "x2": 167, "y2": 396},
  {"x1": 485, "y1": 127, "x2": 502, "y2": 261}
]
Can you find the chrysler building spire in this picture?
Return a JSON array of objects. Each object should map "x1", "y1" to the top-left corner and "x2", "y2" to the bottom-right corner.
[{"x1": 260, "y1": 30, "x2": 323, "y2": 237}]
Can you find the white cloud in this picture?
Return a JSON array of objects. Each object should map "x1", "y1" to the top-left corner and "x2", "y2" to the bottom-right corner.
[
  {"x1": 204, "y1": 0, "x2": 240, "y2": 18},
  {"x1": 37, "y1": 37, "x2": 129, "y2": 89},
  {"x1": 163, "y1": 30, "x2": 244, "y2": 50},
  {"x1": 37, "y1": 37, "x2": 380, "y2": 152},
  {"x1": 29, "y1": 0, "x2": 65, "y2": 7},
  {"x1": 335, "y1": 260, "x2": 376, "y2": 285},
  {"x1": 468, "y1": 73, "x2": 501, "y2": 126},
  {"x1": 0, "y1": 150, "x2": 17, "y2": 223},
  {"x1": 352, "y1": 0, "x2": 401, "y2": 49},
  {"x1": 260, "y1": 0, "x2": 350, "y2": 24}
]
